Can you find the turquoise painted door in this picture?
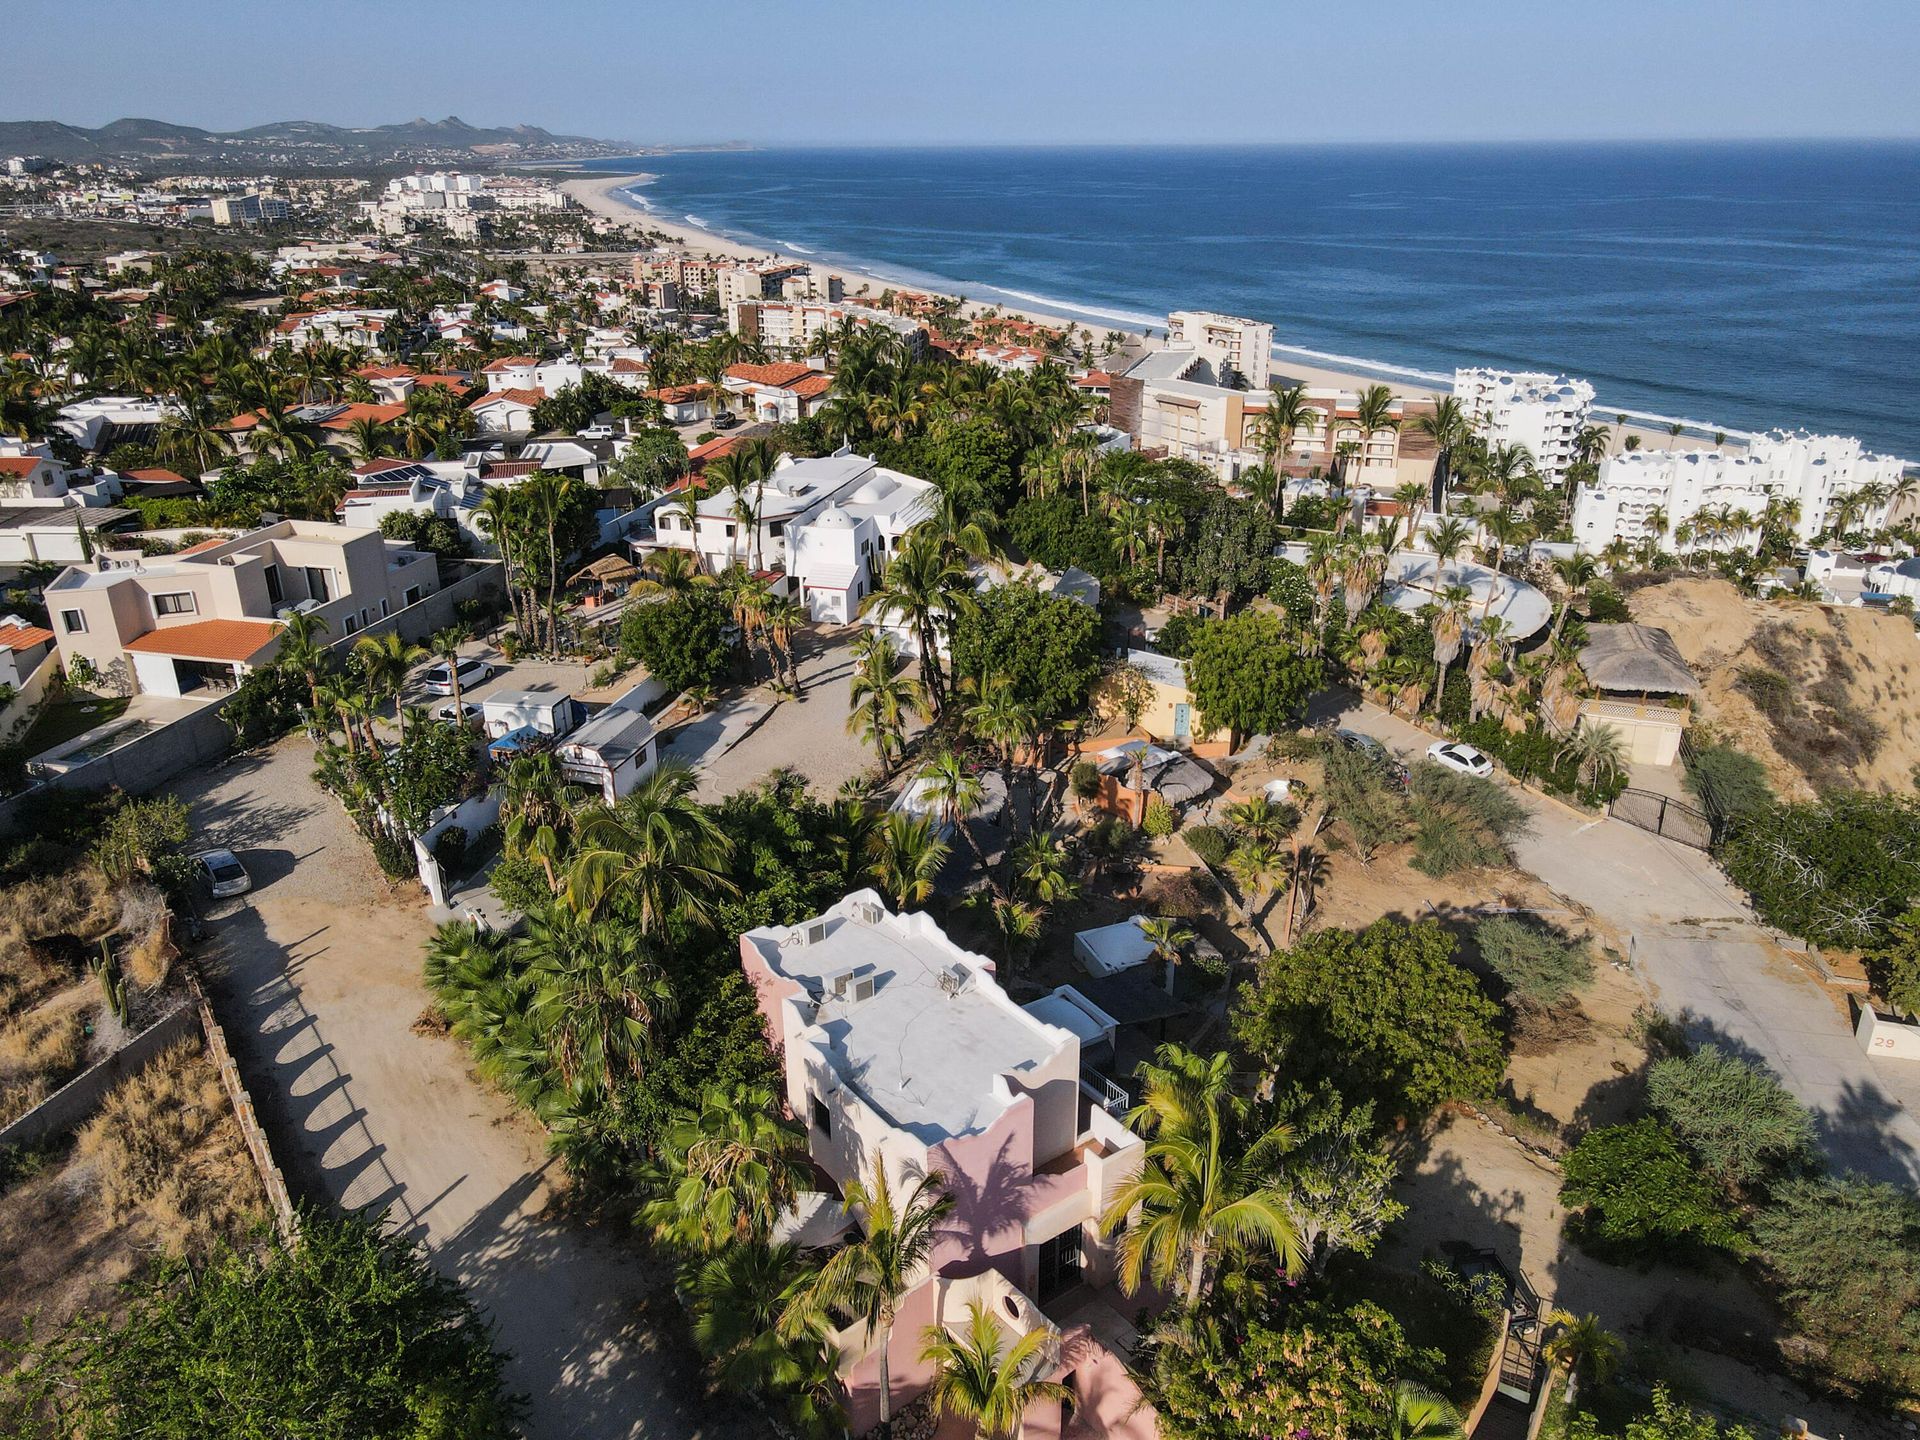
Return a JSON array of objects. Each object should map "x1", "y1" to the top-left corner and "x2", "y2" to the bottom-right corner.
[{"x1": 1173, "y1": 703, "x2": 1192, "y2": 739}]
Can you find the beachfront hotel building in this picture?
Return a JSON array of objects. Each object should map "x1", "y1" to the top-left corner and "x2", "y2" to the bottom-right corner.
[
  {"x1": 740, "y1": 891, "x2": 1155, "y2": 1439},
  {"x1": 1452, "y1": 368, "x2": 1595, "y2": 485},
  {"x1": 1166, "y1": 310, "x2": 1272, "y2": 390},
  {"x1": 1571, "y1": 430, "x2": 1906, "y2": 552},
  {"x1": 1110, "y1": 349, "x2": 1427, "y2": 487},
  {"x1": 729, "y1": 298, "x2": 925, "y2": 357}
]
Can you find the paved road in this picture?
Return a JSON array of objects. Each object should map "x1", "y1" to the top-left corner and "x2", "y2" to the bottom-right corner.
[
  {"x1": 173, "y1": 740, "x2": 745, "y2": 1440},
  {"x1": 1320, "y1": 693, "x2": 1920, "y2": 1186}
]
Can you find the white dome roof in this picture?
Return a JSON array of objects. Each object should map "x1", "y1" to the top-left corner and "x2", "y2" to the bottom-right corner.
[
  {"x1": 850, "y1": 477, "x2": 894, "y2": 503},
  {"x1": 813, "y1": 505, "x2": 853, "y2": 528}
]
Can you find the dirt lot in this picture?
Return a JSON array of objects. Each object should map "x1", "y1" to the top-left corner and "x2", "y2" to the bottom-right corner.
[
  {"x1": 1627, "y1": 576, "x2": 1920, "y2": 799},
  {"x1": 0, "y1": 1037, "x2": 265, "y2": 1343}
]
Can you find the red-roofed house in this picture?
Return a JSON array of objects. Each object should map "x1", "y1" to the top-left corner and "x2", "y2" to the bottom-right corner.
[
  {"x1": 0, "y1": 452, "x2": 68, "y2": 502},
  {"x1": 467, "y1": 388, "x2": 544, "y2": 434},
  {"x1": 649, "y1": 386, "x2": 712, "y2": 425},
  {"x1": 721, "y1": 362, "x2": 836, "y2": 423},
  {"x1": 0, "y1": 617, "x2": 56, "y2": 689}
]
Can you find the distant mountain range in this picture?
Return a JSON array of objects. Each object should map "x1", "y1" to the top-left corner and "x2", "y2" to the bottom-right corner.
[{"x1": 0, "y1": 115, "x2": 635, "y2": 169}]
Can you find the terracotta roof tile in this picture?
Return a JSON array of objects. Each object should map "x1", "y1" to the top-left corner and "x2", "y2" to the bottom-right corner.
[
  {"x1": 725, "y1": 361, "x2": 815, "y2": 388},
  {"x1": 0, "y1": 456, "x2": 46, "y2": 476},
  {"x1": 0, "y1": 622, "x2": 55, "y2": 651},
  {"x1": 124, "y1": 618, "x2": 282, "y2": 663},
  {"x1": 468, "y1": 388, "x2": 544, "y2": 410}
]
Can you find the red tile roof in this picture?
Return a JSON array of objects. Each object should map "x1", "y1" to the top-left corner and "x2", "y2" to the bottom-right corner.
[
  {"x1": 481, "y1": 355, "x2": 537, "y2": 373},
  {"x1": 122, "y1": 467, "x2": 190, "y2": 484},
  {"x1": 650, "y1": 385, "x2": 707, "y2": 404},
  {"x1": 0, "y1": 456, "x2": 46, "y2": 476},
  {"x1": 355, "y1": 363, "x2": 416, "y2": 380},
  {"x1": 354, "y1": 457, "x2": 419, "y2": 477},
  {"x1": 176, "y1": 537, "x2": 229, "y2": 557},
  {"x1": 725, "y1": 361, "x2": 815, "y2": 388},
  {"x1": 316, "y1": 403, "x2": 406, "y2": 431},
  {"x1": 468, "y1": 388, "x2": 544, "y2": 410},
  {"x1": 0, "y1": 621, "x2": 55, "y2": 651},
  {"x1": 412, "y1": 373, "x2": 469, "y2": 390},
  {"x1": 610, "y1": 357, "x2": 647, "y2": 374},
  {"x1": 788, "y1": 373, "x2": 833, "y2": 399},
  {"x1": 125, "y1": 618, "x2": 283, "y2": 663}
]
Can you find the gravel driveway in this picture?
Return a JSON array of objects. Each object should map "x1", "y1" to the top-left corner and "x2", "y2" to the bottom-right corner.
[{"x1": 171, "y1": 739, "x2": 749, "y2": 1439}]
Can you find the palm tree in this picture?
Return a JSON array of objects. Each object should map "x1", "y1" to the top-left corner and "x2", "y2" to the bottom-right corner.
[
  {"x1": 1248, "y1": 384, "x2": 1315, "y2": 509},
  {"x1": 1386, "y1": 1382, "x2": 1466, "y2": 1440},
  {"x1": 1227, "y1": 837, "x2": 1285, "y2": 928},
  {"x1": 869, "y1": 811, "x2": 950, "y2": 910},
  {"x1": 429, "y1": 626, "x2": 470, "y2": 714},
  {"x1": 274, "y1": 609, "x2": 331, "y2": 723},
  {"x1": 1224, "y1": 792, "x2": 1294, "y2": 847},
  {"x1": 1560, "y1": 723, "x2": 1626, "y2": 791},
  {"x1": 690, "y1": 1242, "x2": 845, "y2": 1438},
  {"x1": 918, "y1": 1301, "x2": 1071, "y2": 1440},
  {"x1": 1010, "y1": 828, "x2": 1076, "y2": 906},
  {"x1": 846, "y1": 631, "x2": 925, "y2": 770},
  {"x1": 1279, "y1": 841, "x2": 1326, "y2": 946},
  {"x1": 351, "y1": 631, "x2": 425, "y2": 741},
  {"x1": 919, "y1": 749, "x2": 998, "y2": 895},
  {"x1": 860, "y1": 528, "x2": 975, "y2": 713},
  {"x1": 1544, "y1": 1311, "x2": 1624, "y2": 1387},
  {"x1": 800, "y1": 1156, "x2": 954, "y2": 1432},
  {"x1": 1347, "y1": 383, "x2": 1400, "y2": 485},
  {"x1": 567, "y1": 762, "x2": 737, "y2": 928},
  {"x1": 477, "y1": 486, "x2": 528, "y2": 637},
  {"x1": 345, "y1": 415, "x2": 395, "y2": 461},
  {"x1": 963, "y1": 674, "x2": 1037, "y2": 833},
  {"x1": 501, "y1": 751, "x2": 575, "y2": 893},
  {"x1": 1548, "y1": 553, "x2": 1599, "y2": 643},
  {"x1": 1413, "y1": 394, "x2": 1470, "y2": 505},
  {"x1": 1430, "y1": 583, "x2": 1473, "y2": 717},
  {"x1": 642, "y1": 1081, "x2": 813, "y2": 1253},
  {"x1": 1425, "y1": 516, "x2": 1474, "y2": 581},
  {"x1": 1139, "y1": 915, "x2": 1195, "y2": 990},
  {"x1": 519, "y1": 903, "x2": 672, "y2": 1099},
  {"x1": 1099, "y1": 1043, "x2": 1302, "y2": 1305}
]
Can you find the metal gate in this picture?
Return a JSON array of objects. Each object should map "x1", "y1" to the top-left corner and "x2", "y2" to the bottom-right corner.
[{"x1": 1610, "y1": 787, "x2": 1714, "y2": 849}]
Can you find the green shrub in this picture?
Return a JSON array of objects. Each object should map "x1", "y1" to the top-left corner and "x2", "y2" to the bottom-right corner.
[
  {"x1": 1151, "y1": 613, "x2": 1204, "y2": 659},
  {"x1": 369, "y1": 828, "x2": 417, "y2": 881},
  {"x1": 432, "y1": 826, "x2": 469, "y2": 878},
  {"x1": 1473, "y1": 914, "x2": 1594, "y2": 1011},
  {"x1": 1720, "y1": 791, "x2": 1920, "y2": 947},
  {"x1": 1645, "y1": 1044, "x2": 1814, "y2": 1188},
  {"x1": 1409, "y1": 764, "x2": 1530, "y2": 875},
  {"x1": 1560, "y1": 1118, "x2": 1747, "y2": 1261},
  {"x1": 1141, "y1": 797, "x2": 1177, "y2": 839},
  {"x1": 1184, "y1": 823, "x2": 1229, "y2": 869},
  {"x1": 1585, "y1": 583, "x2": 1631, "y2": 623},
  {"x1": 1682, "y1": 738, "x2": 1774, "y2": 825},
  {"x1": 1070, "y1": 759, "x2": 1100, "y2": 802}
]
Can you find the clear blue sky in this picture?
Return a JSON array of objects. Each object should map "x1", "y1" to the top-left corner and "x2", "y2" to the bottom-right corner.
[{"x1": 12, "y1": 0, "x2": 1920, "y2": 146}]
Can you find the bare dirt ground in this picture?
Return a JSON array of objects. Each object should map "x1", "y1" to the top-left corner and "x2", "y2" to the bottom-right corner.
[
  {"x1": 171, "y1": 738, "x2": 760, "y2": 1440},
  {"x1": 1626, "y1": 576, "x2": 1920, "y2": 799}
]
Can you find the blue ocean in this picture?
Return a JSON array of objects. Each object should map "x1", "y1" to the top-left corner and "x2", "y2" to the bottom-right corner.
[{"x1": 589, "y1": 144, "x2": 1920, "y2": 458}]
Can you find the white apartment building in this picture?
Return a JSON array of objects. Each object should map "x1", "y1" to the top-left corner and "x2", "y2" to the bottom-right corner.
[
  {"x1": 480, "y1": 355, "x2": 583, "y2": 394},
  {"x1": 1113, "y1": 350, "x2": 1410, "y2": 484},
  {"x1": 729, "y1": 299, "x2": 924, "y2": 357},
  {"x1": 1452, "y1": 368, "x2": 1596, "y2": 484},
  {"x1": 1572, "y1": 430, "x2": 1907, "y2": 552},
  {"x1": 0, "y1": 441, "x2": 74, "y2": 504},
  {"x1": 1167, "y1": 310, "x2": 1272, "y2": 390}
]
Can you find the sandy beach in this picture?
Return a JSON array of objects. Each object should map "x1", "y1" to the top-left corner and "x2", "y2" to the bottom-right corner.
[{"x1": 559, "y1": 170, "x2": 1716, "y2": 451}]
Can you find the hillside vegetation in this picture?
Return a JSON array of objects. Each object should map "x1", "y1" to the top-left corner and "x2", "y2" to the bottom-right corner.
[{"x1": 1627, "y1": 577, "x2": 1920, "y2": 800}]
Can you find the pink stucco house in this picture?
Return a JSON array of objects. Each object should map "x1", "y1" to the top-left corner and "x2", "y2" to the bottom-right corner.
[{"x1": 740, "y1": 891, "x2": 1159, "y2": 1439}]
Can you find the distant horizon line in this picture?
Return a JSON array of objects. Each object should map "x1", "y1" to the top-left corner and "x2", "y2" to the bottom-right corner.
[{"x1": 627, "y1": 134, "x2": 1920, "y2": 153}]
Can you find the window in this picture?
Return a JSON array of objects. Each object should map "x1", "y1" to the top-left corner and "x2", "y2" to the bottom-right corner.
[
  {"x1": 342, "y1": 613, "x2": 359, "y2": 635},
  {"x1": 810, "y1": 1094, "x2": 831, "y2": 1137},
  {"x1": 60, "y1": 609, "x2": 86, "y2": 635},
  {"x1": 263, "y1": 563, "x2": 284, "y2": 606},
  {"x1": 303, "y1": 566, "x2": 332, "y2": 603},
  {"x1": 153, "y1": 592, "x2": 195, "y2": 616}
]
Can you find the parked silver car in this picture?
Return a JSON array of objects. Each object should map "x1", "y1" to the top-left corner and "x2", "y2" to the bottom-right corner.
[{"x1": 194, "y1": 847, "x2": 253, "y2": 899}]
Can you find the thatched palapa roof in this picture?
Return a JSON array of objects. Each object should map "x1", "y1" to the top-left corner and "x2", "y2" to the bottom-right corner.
[{"x1": 1578, "y1": 623, "x2": 1701, "y2": 697}]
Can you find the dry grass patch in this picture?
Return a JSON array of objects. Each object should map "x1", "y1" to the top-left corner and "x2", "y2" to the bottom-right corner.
[
  {"x1": 0, "y1": 865, "x2": 118, "y2": 1019},
  {"x1": 75, "y1": 1037, "x2": 263, "y2": 1255},
  {"x1": 0, "y1": 991, "x2": 92, "y2": 1127}
]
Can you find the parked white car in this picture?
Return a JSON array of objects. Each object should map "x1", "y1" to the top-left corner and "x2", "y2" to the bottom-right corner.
[
  {"x1": 193, "y1": 848, "x2": 253, "y2": 899},
  {"x1": 1426, "y1": 741, "x2": 1494, "y2": 778},
  {"x1": 433, "y1": 699, "x2": 482, "y2": 725},
  {"x1": 419, "y1": 657, "x2": 494, "y2": 697}
]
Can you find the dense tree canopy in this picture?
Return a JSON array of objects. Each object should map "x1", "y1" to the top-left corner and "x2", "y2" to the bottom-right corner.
[
  {"x1": 0, "y1": 1215, "x2": 521, "y2": 1440},
  {"x1": 949, "y1": 581, "x2": 1103, "y2": 724},
  {"x1": 1236, "y1": 919, "x2": 1504, "y2": 1116},
  {"x1": 619, "y1": 589, "x2": 734, "y2": 692},
  {"x1": 1720, "y1": 791, "x2": 1920, "y2": 947},
  {"x1": 1559, "y1": 1119, "x2": 1747, "y2": 1260},
  {"x1": 1185, "y1": 611, "x2": 1325, "y2": 743}
]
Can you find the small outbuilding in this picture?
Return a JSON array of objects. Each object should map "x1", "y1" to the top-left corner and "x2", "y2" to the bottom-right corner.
[
  {"x1": 1575, "y1": 624, "x2": 1700, "y2": 768},
  {"x1": 556, "y1": 694, "x2": 658, "y2": 803},
  {"x1": 481, "y1": 688, "x2": 583, "y2": 741}
]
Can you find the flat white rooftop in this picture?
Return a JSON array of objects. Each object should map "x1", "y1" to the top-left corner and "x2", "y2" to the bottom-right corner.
[{"x1": 748, "y1": 893, "x2": 1068, "y2": 1144}]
